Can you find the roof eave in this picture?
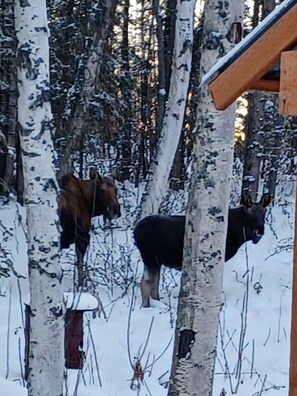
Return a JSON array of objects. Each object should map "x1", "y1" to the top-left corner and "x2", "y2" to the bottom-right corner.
[{"x1": 208, "y1": 2, "x2": 297, "y2": 110}]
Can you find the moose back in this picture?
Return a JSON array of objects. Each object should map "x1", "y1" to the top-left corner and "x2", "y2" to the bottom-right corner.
[{"x1": 134, "y1": 193, "x2": 271, "y2": 307}]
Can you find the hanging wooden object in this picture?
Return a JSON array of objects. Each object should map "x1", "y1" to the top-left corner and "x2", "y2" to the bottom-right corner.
[{"x1": 24, "y1": 292, "x2": 98, "y2": 378}]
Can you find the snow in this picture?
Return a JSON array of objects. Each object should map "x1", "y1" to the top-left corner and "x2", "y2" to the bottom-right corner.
[
  {"x1": 200, "y1": 0, "x2": 296, "y2": 87},
  {"x1": 64, "y1": 292, "x2": 99, "y2": 311},
  {"x1": 23, "y1": 292, "x2": 97, "y2": 310},
  {"x1": 0, "y1": 179, "x2": 295, "y2": 395}
]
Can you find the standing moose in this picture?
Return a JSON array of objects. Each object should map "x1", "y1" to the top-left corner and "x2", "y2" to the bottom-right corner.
[
  {"x1": 59, "y1": 167, "x2": 121, "y2": 285},
  {"x1": 134, "y1": 192, "x2": 271, "y2": 307}
]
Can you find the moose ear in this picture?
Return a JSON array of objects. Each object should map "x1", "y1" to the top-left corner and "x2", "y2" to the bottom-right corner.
[
  {"x1": 89, "y1": 167, "x2": 101, "y2": 180},
  {"x1": 89, "y1": 167, "x2": 96, "y2": 179},
  {"x1": 241, "y1": 192, "x2": 252, "y2": 208},
  {"x1": 108, "y1": 174, "x2": 115, "y2": 182},
  {"x1": 260, "y1": 193, "x2": 272, "y2": 208}
]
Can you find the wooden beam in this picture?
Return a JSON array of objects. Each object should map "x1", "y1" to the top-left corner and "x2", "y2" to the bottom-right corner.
[
  {"x1": 289, "y1": 183, "x2": 297, "y2": 396},
  {"x1": 249, "y1": 79, "x2": 280, "y2": 92},
  {"x1": 279, "y1": 51, "x2": 297, "y2": 116},
  {"x1": 209, "y1": 3, "x2": 297, "y2": 110}
]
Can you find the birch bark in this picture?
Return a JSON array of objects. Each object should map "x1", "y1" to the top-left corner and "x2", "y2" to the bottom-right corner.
[
  {"x1": 15, "y1": 1, "x2": 64, "y2": 395},
  {"x1": 168, "y1": 1, "x2": 244, "y2": 395},
  {"x1": 139, "y1": 0, "x2": 194, "y2": 219}
]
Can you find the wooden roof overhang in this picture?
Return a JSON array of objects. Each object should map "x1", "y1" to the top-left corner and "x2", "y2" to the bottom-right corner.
[{"x1": 205, "y1": 0, "x2": 297, "y2": 110}]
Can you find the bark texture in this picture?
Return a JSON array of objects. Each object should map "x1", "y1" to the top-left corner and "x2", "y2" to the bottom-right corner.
[
  {"x1": 15, "y1": 1, "x2": 64, "y2": 395},
  {"x1": 168, "y1": 1, "x2": 243, "y2": 395},
  {"x1": 139, "y1": 0, "x2": 194, "y2": 219},
  {"x1": 58, "y1": 0, "x2": 118, "y2": 176}
]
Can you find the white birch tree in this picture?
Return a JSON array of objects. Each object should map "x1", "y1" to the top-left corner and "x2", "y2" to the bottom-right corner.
[
  {"x1": 168, "y1": 1, "x2": 244, "y2": 395},
  {"x1": 139, "y1": 0, "x2": 194, "y2": 219},
  {"x1": 15, "y1": 1, "x2": 64, "y2": 395}
]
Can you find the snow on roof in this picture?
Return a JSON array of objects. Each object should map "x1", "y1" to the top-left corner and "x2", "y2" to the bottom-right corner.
[{"x1": 200, "y1": 0, "x2": 297, "y2": 87}]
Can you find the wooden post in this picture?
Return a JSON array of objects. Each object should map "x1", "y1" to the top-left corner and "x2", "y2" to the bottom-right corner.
[
  {"x1": 277, "y1": 47, "x2": 297, "y2": 395},
  {"x1": 290, "y1": 181, "x2": 297, "y2": 396},
  {"x1": 279, "y1": 51, "x2": 297, "y2": 116},
  {"x1": 65, "y1": 310, "x2": 84, "y2": 369}
]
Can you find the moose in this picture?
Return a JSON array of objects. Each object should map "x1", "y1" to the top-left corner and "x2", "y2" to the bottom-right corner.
[
  {"x1": 59, "y1": 168, "x2": 121, "y2": 278},
  {"x1": 134, "y1": 192, "x2": 271, "y2": 307}
]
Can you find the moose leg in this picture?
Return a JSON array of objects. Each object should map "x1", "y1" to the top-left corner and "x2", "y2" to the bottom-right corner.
[
  {"x1": 150, "y1": 268, "x2": 160, "y2": 301},
  {"x1": 60, "y1": 231, "x2": 71, "y2": 250},
  {"x1": 75, "y1": 247, "x2": 84, "y2": 287},
  {"x1": 140, "y1": 259, "x2": 160, "y2": 308},
  {"x1": 75, "y1": 234, "x2": 89, "y2": 288}
]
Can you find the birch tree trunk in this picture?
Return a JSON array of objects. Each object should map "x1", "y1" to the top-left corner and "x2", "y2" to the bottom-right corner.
[
  {"x1": 139, "y1": 0, "x2": 193, "y2": 219},
  {"x1": 168, "y1": 1, "x2": 244, "y2": 395},
  {"x1": 15, "y1": 1, "x2": 64, "y2": 395}
]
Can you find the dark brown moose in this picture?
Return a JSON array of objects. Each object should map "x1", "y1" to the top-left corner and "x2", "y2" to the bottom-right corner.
[
  {"x1": 134, "y1": 192, "x2": 271, "y2": 307},
  {"x1": 59, "y1": 168, "x2": 121, "y2": 284}
]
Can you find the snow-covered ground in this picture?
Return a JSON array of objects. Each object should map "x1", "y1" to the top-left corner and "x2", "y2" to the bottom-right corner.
[{"x1": 0, "y1": 180, "x2": 294, "y2": 395}]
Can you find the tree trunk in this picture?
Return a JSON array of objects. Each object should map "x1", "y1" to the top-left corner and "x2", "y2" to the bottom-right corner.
[
  {"x1": 242, "y1": 91, "x2": 263, "y2": 198},
  {"x1": 16, "y1": 133, "x2": 24, "y2": 204},
  {"x1": 164, "y1": 0, "x2": 176, "y2": 94},
  {"x1": 153, "y1": 0, "x2": 167, "y2": 136},
  {"x1": 58, "y1": 0, "x2": 118, "y2": 176},
  {"x1": 117, "y1": 0, "x2": 132, "y2": 181},
  {"x1": 3, "y1": 69, "x2": 17, "y2": 196},
  {"x1": 138, "y1": 0, "x2": 194, "y2": 219},
  {"x1": 15, "y1": 1, "x2": 64, "y2": 395},
  {"x1": 168, "y1": 1, "x2": 243, "y2": 395},
  {"x1": 1, "y1": 0, "x2": 17, "y2": 196}
]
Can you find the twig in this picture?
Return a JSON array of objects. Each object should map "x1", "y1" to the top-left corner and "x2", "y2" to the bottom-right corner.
[
  {"x1": 277, "y1": 291, "x2": 284, "y2": 343},
  {"x1": 18, "y1": 336, "x2": 25, "y2": 386},
  {"x1": 85, "y1": 318, "x2": 102, "y2": 387},
  {"x1": 5, "y1": 282, "x2": 12, "y2": 379},
  {"x1": 6, "y1": 258, "x2": 26, "y2": 279},
  {"x1": 139, "y1": 316, "x2": 155, "y2": 360},
  {"x1": 258, "y1": 374, "x2": 267, "y2": 396},
  {"x1": 234, "y1": 243, "x2": 250, "y2": 392},
  {"x1": 218, "y1": 319, "x2": 235, "y2": 393},
  {"x1": 250, "y1": 339, "x2": 255, "y2": 379},
  {"x1": 127, "y1": 279, "x2": 137, "y2": 369},
  {"x1": 0, "y1": 220, "x2": 13, "y2": 236},
  {"x1": 263, "y1": 328, "x2": 271, "y2": 346},
  {"x1": 144, "y1": 335, "x2": 173, "y2": 371},
  {"x1": 250, "y1": 384, "x2": 286, "y2": 396},
  {"x1": 17, "y1": 278, "x2": 25, "y2": 330},
  {"x1": 143, "y1": 379, "x2": 153, "y2": 395},
  {"x1": 72, "y1": 370, "x2": 81, "y2": 396}
]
